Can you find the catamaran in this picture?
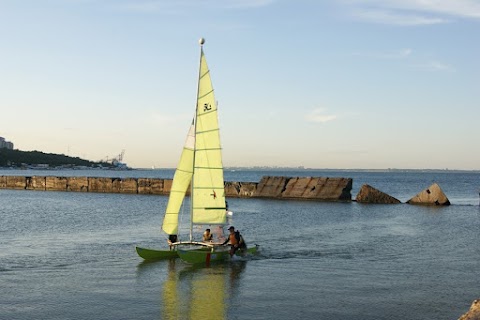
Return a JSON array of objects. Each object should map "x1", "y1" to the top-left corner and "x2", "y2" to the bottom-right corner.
[{"x1": 135, "y1": 38, "x2": 257, "y2": 264}]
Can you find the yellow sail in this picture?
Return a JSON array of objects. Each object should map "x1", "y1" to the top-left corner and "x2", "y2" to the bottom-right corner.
[
  {"x1": 192, "y1": 46, "x2": 227, "y2": 225},
  {"x1": 161, "y1": 122, "x2": 195, "y2": 235}
]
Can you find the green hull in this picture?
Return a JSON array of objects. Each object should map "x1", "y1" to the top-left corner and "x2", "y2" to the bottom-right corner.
[
  {"x1": 178, "y1": 245, "x2": 259, "y2": 265},
  {"x1": 135, "y1": 246, "x2": 178, "y2": 260}
]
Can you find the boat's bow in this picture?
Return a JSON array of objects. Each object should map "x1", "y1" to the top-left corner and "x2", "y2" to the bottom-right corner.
[{"x1": 135, "y1": 246, "x2": 178, "y2": 260}]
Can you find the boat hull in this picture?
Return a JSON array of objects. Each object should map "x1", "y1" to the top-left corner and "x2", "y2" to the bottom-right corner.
[
  {"x1": 178, "y1": 245, "x2": 259, "y2": 265},
  {"x1": 135, "y1": 246, "x2": 178, "y2": 260}
]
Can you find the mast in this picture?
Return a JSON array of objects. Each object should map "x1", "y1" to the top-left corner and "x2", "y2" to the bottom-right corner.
[{"x1": 190, "y1": 37, "x2": 205, "y2": 241}]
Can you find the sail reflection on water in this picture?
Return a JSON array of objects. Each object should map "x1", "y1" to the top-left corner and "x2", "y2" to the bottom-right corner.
[
  {"x1": 189, "y1": 269, "x2": 225, "y2": 319},
  {"x1": 161, "y1": 262, "x2": 246, "y2": 319},
  {"x1": 162, "y1": 260, "x2": 180, "y2": 319}
]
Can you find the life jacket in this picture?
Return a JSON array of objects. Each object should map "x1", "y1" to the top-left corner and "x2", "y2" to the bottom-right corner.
[
  {"x1": 235, "y1": 231, "x2": 246, "y2": 248},
  {"x1": 229, "y1": 232, "x2": 238, "y2": 245},
  {"x1": 203, "y1": 232, "x2": 212, "y2": 241}
]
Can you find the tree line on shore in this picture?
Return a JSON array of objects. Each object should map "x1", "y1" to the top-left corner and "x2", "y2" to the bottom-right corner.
[{"x1": 0, "y1": 148, "x2": 111, "y2": 168}]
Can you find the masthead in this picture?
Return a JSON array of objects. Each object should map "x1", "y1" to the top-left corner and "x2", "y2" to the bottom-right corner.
[{"x1": 199, "y1": 38, "x2": 205, "y2": 46}]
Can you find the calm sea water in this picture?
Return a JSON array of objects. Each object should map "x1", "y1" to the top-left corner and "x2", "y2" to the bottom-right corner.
[{"x1": 1, "y1": 169, "x2": 479, "y2": 319}]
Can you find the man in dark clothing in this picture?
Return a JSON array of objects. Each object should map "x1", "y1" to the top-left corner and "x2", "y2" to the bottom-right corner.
[
  {"x1": 222, "y1": 226, "x2": 246, "y2": 256},
  {"x1": 167, "y1": 234, "x2": 178, "y2": 249}
]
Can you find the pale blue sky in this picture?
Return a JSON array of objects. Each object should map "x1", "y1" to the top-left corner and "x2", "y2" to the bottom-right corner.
[{"x1": 0, "y1": 0, "x2": 479, "y2": 169}]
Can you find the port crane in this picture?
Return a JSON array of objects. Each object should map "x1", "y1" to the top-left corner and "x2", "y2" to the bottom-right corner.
[{"x1": 101, "y1": 150, "x2": 126, "y2": 168}]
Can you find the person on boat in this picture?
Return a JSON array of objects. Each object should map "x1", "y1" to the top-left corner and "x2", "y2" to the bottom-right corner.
[
  {"x1": 167, "y1": 234, "x2": 178, "y2": 249},
  {"x1": 202, "y1": 228, "x2": 213, "y2": 242},
  {"x1": 215, "y1": 225, "x2": 226, "y2": 243},
  {"x1": 222, "y1": 226, "x2": 246, "y2": 256}
]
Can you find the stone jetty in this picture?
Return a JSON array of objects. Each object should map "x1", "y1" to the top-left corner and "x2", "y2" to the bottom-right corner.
[
  {"x1": 355, "y1": 184, "x2": 401, "y2": 204},
  {"x1": 1, "y1": 176, "x2": 175, "y2": 195},
  {"x1": 406, "y1": 183, "x2": 450, "y2": 206},
  {"x1": 0, "y1": 175, "x2": 353, "y2": 201}
]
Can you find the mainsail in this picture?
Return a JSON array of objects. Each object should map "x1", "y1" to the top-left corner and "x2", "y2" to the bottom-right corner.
[{"x1": 191, "y1": 45, "x2": 227, "y2": 226}]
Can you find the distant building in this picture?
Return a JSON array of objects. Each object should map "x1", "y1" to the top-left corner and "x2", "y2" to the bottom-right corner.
[{"x1": 0, "y1": 136, "x2": 14, "y2": 150}]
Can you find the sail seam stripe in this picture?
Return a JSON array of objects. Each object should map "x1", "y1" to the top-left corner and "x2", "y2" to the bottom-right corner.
[
  {"x1": 199, "y1": 70, "x2": 210, "y2": 81},
  {"x1": 194, "y1": 148, "x2": 221, "y2": 151},
  {"x1": 197, "y1": 110, "x2": 216, "y2": 117},
  {"x1": 193, "y1": 186, "x2": 224, "y2": 188},
  {"x1": 198, "y1": 89, "x2": 213, "y2": 100},
  {"x1": 196, "y1": 128, "x2": 219, "y2": 134}
]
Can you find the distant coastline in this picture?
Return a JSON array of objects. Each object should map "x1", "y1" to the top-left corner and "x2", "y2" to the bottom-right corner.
[
  {"x1": 0, "y1": 148, "x2": 127, "y2": 170},
  {"x1": 198, "y1": 166, "x2": 480, "y2": 174},
  {"x1": 2, "y1": 148, "x2": 478, "y2": 173}
]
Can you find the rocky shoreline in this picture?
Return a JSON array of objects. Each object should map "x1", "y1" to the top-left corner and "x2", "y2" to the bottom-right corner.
[{"x1": 459, "y1": 299, "x2": 480, "y2": 320}]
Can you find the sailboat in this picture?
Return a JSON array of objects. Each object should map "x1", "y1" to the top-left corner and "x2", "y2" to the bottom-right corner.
[{"x1": 135, "y1": 38, "x2": 258, "y2": 264}]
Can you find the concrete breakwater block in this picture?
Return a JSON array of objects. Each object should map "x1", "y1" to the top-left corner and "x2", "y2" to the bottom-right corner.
[
  {"x1": 137, "y1": 178, "x2": 168, "y2": 195},
  {"x1": 254, "y1": 176, "x2": 289, "y2": 198},
  {"x1": 225, "y1": 181, "x2": 258, "y2": 198},
  {"x1": 88, "y1": 177, "x2": 114, "y2": 193},
  {"x1": 407, "y1": 183, "x2": 450, "y2": 206},
  {"x1": 112, "y1": 177, "x2": 138, "y2": 194},
  {"x1": 356, "y1": 184, "x2": 401, "y2": 204},
  {"x1": 46, "y1": 176, "x2": 67, "y2": 191},
  {"x1": 6, "y1": 176, "x2": 26, "y2": 189},
  {"x1": 254, "y1": 176, "x2": 352, "y2": 201},
  {"x1": 67, "y1": 177, "x2": 89, "y2": 192},
  {"x1": 26, "y1": 176, "x2": 47, "y2": 190}
]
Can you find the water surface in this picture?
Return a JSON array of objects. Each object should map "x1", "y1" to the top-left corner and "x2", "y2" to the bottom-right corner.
[{"x1": 1, "y1": 169, "x2": 479, "y2": 319}]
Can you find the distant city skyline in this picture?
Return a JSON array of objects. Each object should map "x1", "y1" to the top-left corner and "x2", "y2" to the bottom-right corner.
[
  {"x1": 1, "y1": 1, "x2": 479, "y2": 170},
  {"x1": 0, "y1": 136, "x2": 14, "y2": 150}
]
